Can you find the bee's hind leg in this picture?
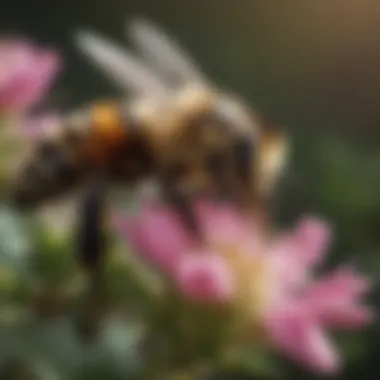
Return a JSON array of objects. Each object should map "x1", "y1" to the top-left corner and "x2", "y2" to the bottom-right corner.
[
  {"x1": 74, "y1": 174, "x2": 109, "y2": 341},
  {"x1": 206, "y1": 151, "x2": 235, "y2": 203},
  {"x1": 76, "y1": 174, "x2": 108, "y2": 289}
]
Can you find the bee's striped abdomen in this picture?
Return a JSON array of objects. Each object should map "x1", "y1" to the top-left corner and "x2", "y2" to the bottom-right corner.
[
  {"x1": 10, "y1": 109, "x2": 95, "y2": 208},
  {"x1": 10, "y1": 101, "x2": 151, "y2": 209}
]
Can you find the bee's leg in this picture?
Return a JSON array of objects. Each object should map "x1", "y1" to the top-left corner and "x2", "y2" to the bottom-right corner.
[
  {"x1": 207, "y1": 151, "x2": 234, "y2": 202},
  {"x1": 76, "y1": 174, "x2": 108, "y2": 288},
  {"x1": 160, "y1": 175, "x2": 202, "y2": 240},
  {"x1": 75, "y1": 174, "x2": 109, "y2": 341}
]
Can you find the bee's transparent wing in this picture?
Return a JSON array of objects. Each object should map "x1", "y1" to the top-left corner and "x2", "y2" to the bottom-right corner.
[
  {"x1": 128, "y1": 18, "x2": 209, "y2": 87},
  {"x1": 74, "y1": 30, "x2": 168, "y2": 98}
]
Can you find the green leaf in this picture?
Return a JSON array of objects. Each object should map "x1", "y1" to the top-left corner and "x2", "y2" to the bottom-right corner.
[
  {"x1": 31, "y1": 229, "x2": 77, "y2": 286},
  {"x1": 104, "y1": 243, "x2": 164, "y2": 309},
  {"x1": 0, "y1": 207, "x2": 31, "y2": 268},
  {"x1": 219, "y1": 346, "x2": 284, "y2": 379}
]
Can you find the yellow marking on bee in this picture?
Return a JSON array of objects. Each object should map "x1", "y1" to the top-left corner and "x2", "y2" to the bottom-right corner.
[
  {"x1": 92, "y1": 103, "x2": 127, "y2": 144},
  {"x1": 86, "y1": 103, "x2": 128, "y2": 164}
]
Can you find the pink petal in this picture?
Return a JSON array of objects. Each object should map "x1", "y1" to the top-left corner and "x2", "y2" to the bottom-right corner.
[
  {"x1": 266, "y1": 305, "x2": 340, "y2": 374},
  {"x1": 306, "y1": 267, "x2": 371, "y2": 302},
  {"x1": 194, "y1": 201, "x2": 260, "y2": 247},
  {"x1": 318, "y1": 304, "x2": 374, "y2": 329},
  {"x1": 293, "y1": 217, "x2": 332, "y2": 267},
  {"x1": 115, "y1": 203, "x2": 193, "y2": 272},
  {"x1": 303, "y1": 268, "x2": 374, "y2": 328},
  {"x1": 269, "y1": 236, "x2": 309, "y2": 289},
  {"x1": 175, "y1": 251, "x2": 235, "y2": 303},
  {"x1": 0, "y1": 40, "x2": 60, "y2": 113},
  {"x1": 268, "y1": 217, "x2": 332, "y2": 288},
  {"x1": 3, "y1": 52, "x2": 59, "y2": 110}
]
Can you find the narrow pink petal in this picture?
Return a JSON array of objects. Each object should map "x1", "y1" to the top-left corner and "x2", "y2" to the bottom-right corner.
[
  {"x1": 266, "y1": 305, "x2": 340, "y2": 374},
  {"x1": 317, "y1": 305, "x2": 374, "y2": 329},
  {"x1": 175, "y1": 252, "x2": 235, "y2": 303},
  {"x1": 292, "y1": 217, "x2": 332, "y2": 268},
  {"x1": 115, "y1": 204, "x2": 192, "y2": 272},
  {"x1": 305, "y1": 267, "x2": 372, "y2": 305},
  {"x1": 267, "y1": 217, "x2": 332, "y2": 289},
  {"x1": 194, "y1": 201, "x2": 260, "y2": 247},
  {"x1": 269, "y1": 236, "x2": 308, "y2": 289}
]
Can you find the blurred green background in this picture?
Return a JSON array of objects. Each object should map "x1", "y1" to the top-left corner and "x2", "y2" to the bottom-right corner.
[{"x1": 1, "y1": 0, "x2": 380, "y2": 379}]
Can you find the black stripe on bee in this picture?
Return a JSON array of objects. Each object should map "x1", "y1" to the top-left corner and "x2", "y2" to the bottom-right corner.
[
  {"x1": 107, "y1": 133, "x2": 154, "y2": 182},
  {"x1": 36, "y1": 141, "x2": 80, "y2": 183}
]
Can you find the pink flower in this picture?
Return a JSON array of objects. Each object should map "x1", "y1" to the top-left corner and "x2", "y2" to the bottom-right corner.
[
  {"x1": 116, "y1": 201, "x2": 374, "y2": 374},
  {"x1": 0, "y1": 39, "x2": 60, "y2": 114}
]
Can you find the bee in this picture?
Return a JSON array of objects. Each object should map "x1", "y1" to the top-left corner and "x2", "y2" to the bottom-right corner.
[{"x1": 10, "y1": 19, "x2": 288, "y2": 272}]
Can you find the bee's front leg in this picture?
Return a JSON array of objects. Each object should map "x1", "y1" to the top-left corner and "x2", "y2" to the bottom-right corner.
[{"x1": 160, "y1": 172, "x2": 202, "y2": 241}]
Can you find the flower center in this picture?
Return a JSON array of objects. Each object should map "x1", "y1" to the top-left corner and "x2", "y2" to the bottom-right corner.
[{"x1": 218, "y1": 243, "x2": 276, "y2": 323}]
